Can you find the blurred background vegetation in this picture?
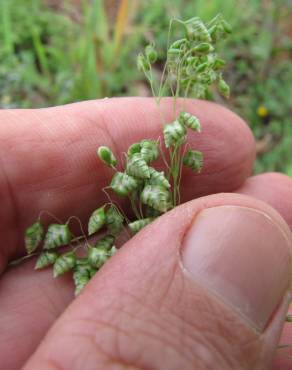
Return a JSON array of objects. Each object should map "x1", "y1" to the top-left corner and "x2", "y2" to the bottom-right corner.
[{"x1": 0, "y1": 0, "x2": 291, "y2": 175}]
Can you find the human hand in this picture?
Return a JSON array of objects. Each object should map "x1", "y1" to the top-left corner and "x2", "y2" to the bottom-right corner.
[{"x1": 1, "y1": 98, "x2": 292, "y2": 370}]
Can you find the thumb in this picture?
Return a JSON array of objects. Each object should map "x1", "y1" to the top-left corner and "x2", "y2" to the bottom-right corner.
[{"x1": 24, "y1": 193, "x2": 292, "y2": 370}]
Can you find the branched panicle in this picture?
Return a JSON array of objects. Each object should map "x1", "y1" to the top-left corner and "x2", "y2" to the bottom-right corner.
[{"x1": 23, "y1": 14, "x2": 231, "y2": 296}]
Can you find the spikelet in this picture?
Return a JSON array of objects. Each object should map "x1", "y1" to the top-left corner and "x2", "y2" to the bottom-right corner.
[
  {"x1": 73, "y1": 269, "x2": 90, "y2": 296},
  {"x1": 148, "y1": 167, "x2": 170, "y2": 188},
  {"x1": 140, "y1": 140, "x2": 159, "y2": 163},
  {"x1": 126, "y1": 154, "x2": 150, "y2": 179},
  {"x1": 192, "y1": 43, "x2": 214, "y2": 55},
  {"x1": 127, "y1": 142, "x2": 142, "y2": 157},
  {"x1": 179, "y1": 112, "x2": 201, "y2": 132},
  {"x1": 25, "y1": 221, "x2": 44, "y2": 254},
  {"x1": 145, "y1": 44, "x2": 158, "y2": 64},
  {"x1": 183, "y1": 150, "x2": 203, "y2": 172},
  {"x1": 88, "y1": 206, "x2": 106, "y2": 235},
  {"x1": 163, "y1": 120, "x2": 186, "y2": 148},
  {"x1": 97, "y1": 146, "x2": 117, "y2": 167},
  {"x1": 43, "y1": 224, "x2": 72, "y2": 250},
  {"x1": 128, "y1": 218, "x2": 153, "y2": 234},
  {"x1": 53, "y1": 252, "x2": 76, "y2": 278},
  {"x1": 218, "y1": 77, "x2": 230, "y2": 98},
  {"x1": 185, "y1": 17, "x2": 211, "y2": 42},
  {"x1": 108, "y1": 245, "x2": 117, "y2": 257},
  {"x1": 141, "y1": 185, "x2": 171, "y2": 213},
  {"x1": 105, "y1": 206, "x2": 124, "y2": 236},
  {"x1": 95, "y1": 235, "x2": 115, "y2": 250},
  {"x1": 88, "y1": 246, "x2": 108, "y2": 269},
  {"x1": 35, "y1": 251, "x2": 58, "y2": 269},
  {"x1": 110, "y1": 172, "x2": 139, "y2": 196}
]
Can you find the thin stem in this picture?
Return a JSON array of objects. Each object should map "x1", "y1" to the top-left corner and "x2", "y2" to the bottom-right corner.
[{"x1": 128, "y1": 194, "x2": 141, "y2": 220}]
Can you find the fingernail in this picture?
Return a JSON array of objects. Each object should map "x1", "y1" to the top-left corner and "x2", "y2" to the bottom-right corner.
[{"x1": 182, "y1": 206, "x2": 292, "y2": 331}]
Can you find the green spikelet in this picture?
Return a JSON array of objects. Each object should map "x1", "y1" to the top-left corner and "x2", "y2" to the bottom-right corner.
[
  {"x1": 163, "y1": 120, "x2": 186, "y2": 148},
  {"x1": 183, "y1": 150, "x2": 203, "y2": 172},
  {"x1": 88, "y1": 206, "x2": 106, "y2": 235},
  {"x1": 73, "y1": 269, "x2": 90, "y2": 296},
  {"x1": 128, "y1": 218, "x2": 153, "y2": 234},
  {"x1": 141, "y1": 185, "x2": 171, "y2": 213},
  {"x1": 95, "y1": 235, "x2": 115, "y2": 250},
  {"x1": 97, "y1": 146, "x2": 117, "y2": 167},
  {"x1": 25, "y1": 221, "x2": 44, "y2": 254},
  {"x1": 53, "y1": 252, "x2": 76, "y2": 278},
  {"x1": 127, "y1": 142, "x2": 142, "y2": 157},
  {"x1": 88, "y1": 246, "x2": 108, "y2": 269},
  {"x1": 43, "y1": 224, "x2": 72, "y2": 250},
  {"x1": 148, "y1": 167, "x2": 170, "y2": 188},
  {"x1": 185, "y1": 17, "x2": 211, "y2": 42},
  {"x1": 105, "y1": 206, "x2": 124, "y2": 236},
  {"x1": 140, "y1": 140, "x2": 159, "y2": 163},
  {"x1": 110, "y1": 172, "x2": 139, "y2": 196},
  {"x1": 35, "y1": 251, "x2": 58, "y2": 269},
  {"x1": 126, "y1": 154, "x2": 150, "y2": 179},
  {"x1": 108, "y1": 245, "x2": 117, "y2": 257},
  {"x1": 218, "y1": 77, "x2": 230, "y2": 98},
  {"x1": 179, "y1": 112, "x2": 201, "y2": 132}
]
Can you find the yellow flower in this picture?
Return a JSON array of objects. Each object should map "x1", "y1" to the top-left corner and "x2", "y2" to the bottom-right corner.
[{"x1": 257, "y1": 105, "x2": 268, "y2": 118}]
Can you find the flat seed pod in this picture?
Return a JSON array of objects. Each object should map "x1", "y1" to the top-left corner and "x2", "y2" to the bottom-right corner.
[
  {"x1": 105, "y1": 206, "x2": 124, "y2": 236},
  {"x1": 126, "y1": 154, "x2": 150, "y2": 179},
  {"x1": 35, "y1": 251, "x2": 58, "y2": 270},
  {"x1": 95, "y1": 235, "x2": 115, "y2": 250},
  {"x1": 97, "y1": 146, "x2": 117, "y2": 167},
  {"x1": 53, "y1": 252, "x2": 76, "y2": 278},
  {"x1": 128, "y1": 218, "x2": 153, "y2": 234},
  {"x1": 163, "y1": 120, "x2": 186, "y2": 148},
  {"x1": 110, "y1": 172, "x2": 139, "y2": 197},
  {"x1": 88, "y1": 206, "x2": 106, "y2": 235},
  {"x1": 183, "y1": 150, "x2": 203, "y2": 172},
  {"x1": 140, "y1": 140, "x2": 159, "y2": 163},
  {"x1": 25, "y1": 221, "x2": 44, "y2": 254},
  {"x1": 127, "y1": 142, "x2": 142, "y2": 157},
  {"x1": 148, "y1": 167, "x2": 170, "y2": 188},
  {"x1": 44, "y1": 224, "x2": 72, "y2": 250},
  {"x1": 88, "y1": 246, "x2": 108, "y2": 269},
  {"x1": 141, "y1": 185, "x2": 171, "y2": 213},
  {"x1": 179, "y1": 112, "x2": 201, "y2": 132}
]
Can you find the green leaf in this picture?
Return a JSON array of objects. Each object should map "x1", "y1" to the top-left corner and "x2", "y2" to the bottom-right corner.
[{"x1": 25, "y1": 221, "x2": 44, "y2": 254}]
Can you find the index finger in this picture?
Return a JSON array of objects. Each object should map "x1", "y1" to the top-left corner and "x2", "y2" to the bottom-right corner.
[{"x1": 0, "y1": 97, "x2": 255, "y2": 267}]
